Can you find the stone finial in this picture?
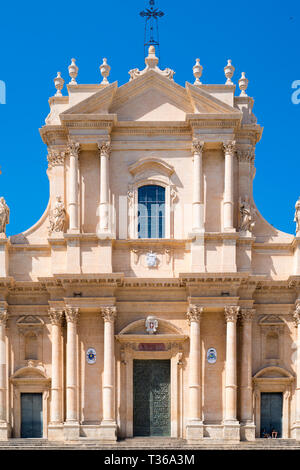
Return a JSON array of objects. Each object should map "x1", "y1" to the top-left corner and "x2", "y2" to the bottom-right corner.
[
  {"x1": 145, "y1": 45, "x2": 159, "y2": 69},
  {"x1": 68, "y1": 58, "x2": 78, "y2": 85},
  {"x1": 239, "y1": 72, "x2": 249, "y2": 96},
  {"x1": 54, "y1": 72, "x2": 64, "y2": 96},
  {"x1": 294, "y1": 197, "x2": 300, "y2": 235},
  {"x1": 224, "y1": 59, "x2": 235, "y2": 85},
  {"x1": 193, "y1": 58, "x2": 203, "y2": 85},
  {"x1": 100, "y1": 58, "x2": 111, "y2": 85}
]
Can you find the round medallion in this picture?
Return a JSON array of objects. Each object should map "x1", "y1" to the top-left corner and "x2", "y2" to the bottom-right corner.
[
  {"x1": 86, "y1": 348, "x2": 96, "y2": 364},
  {"x1": 207, "y1": 347, "x2": 217, "y2": 364}
]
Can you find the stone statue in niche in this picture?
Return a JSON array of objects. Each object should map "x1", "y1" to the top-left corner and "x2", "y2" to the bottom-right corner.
[
  {"x1": 294, "y1": 197, "x2": 300, "y2": 235},
  {"x1": 239, "y1": 196, "x2": 256, "y2": 233},
  {"x1": 48, "y1": 196, "x2": 65, "y2": 234},
  {"x1": 0, "y1": 197, "x2": 9, "y2": 234}
]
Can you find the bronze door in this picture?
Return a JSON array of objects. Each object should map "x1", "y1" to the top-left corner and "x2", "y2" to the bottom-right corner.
[{"x1": 133, "y1": 359, "x2": 170, "y2": 436}]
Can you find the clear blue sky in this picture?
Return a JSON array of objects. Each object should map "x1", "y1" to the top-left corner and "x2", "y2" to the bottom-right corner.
[{"x1": 0, "y1": 0, "x2": 299, "y2": 236}]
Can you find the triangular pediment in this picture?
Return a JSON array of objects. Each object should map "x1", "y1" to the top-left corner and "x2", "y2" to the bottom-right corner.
[{"x1": 58, "y1": 69, "x2": 241, "y2": 123}]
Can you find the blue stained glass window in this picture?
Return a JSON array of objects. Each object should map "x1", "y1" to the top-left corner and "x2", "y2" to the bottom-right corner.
[{"x1": 138, "y1": 185, "x2": 165, "y2": 239}]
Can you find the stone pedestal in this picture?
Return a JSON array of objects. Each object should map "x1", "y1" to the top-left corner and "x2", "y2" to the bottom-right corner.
[
  {"x1": 64, "y1": 422, "x2": 80, "y2": 441},
  {"x1": 48, "y1": 424, "x2": 64, "y2": 441}
]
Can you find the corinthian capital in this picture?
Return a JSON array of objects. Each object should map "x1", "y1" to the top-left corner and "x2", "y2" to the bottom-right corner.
[
  {"x1": 223, "y1": 141, "x2": 236, "y2": 156},
  {"x1": 293, "y1": 303, "x2": 300, "y2": 327},
  {"x1": 240, "y1": 308, "x2": 255, "y2": 323},
  {"x1": 186, "y1": 304, "x2": 203, "y2": 324},
  {"x1": 0, "y1": 309, "x2": 8, "y2": 326},
  {"x1": 98, "y1": 140, "x2": 111, "y2": 158},
  {"x1": 68, "y1": 141, "x2": 80, "y2": 158},
  {"x1": 47, "y1": 149, "x2": 66, "y2": 169},
  {"x1": 101, "y1": 306, "x2": 117, "y2": 322},
  {"x1": 224, "y1": 306, "x2": 240, "y2": 322},
  {"x1": 65, "y1": 307, "x2": 80, "y2": 324},
  {"x1": 191, "y1": 140, "x2": 204, "y2": 155},
  {"x1": 48, "y1": 308, "x2": 64, "y2": 326}
]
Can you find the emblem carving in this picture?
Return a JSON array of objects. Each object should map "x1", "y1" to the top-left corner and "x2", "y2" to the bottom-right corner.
[
  {"x1": 146, "y1": 251, "x2": 158, "y2": 268},
  {"x1": 145, "y1": 316, "x2": 159, "y2": 334},
  {"x1": 86, "y1": 348, "x2": 96, "y2": 364}
]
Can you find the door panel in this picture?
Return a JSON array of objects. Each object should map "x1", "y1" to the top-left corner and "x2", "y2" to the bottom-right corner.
[
  {"x1": 133, "y1": 359, "x2": 170, "y2": 437},
  {"x1": 260, "y1": 392, "x2": 283, "y2": 437},
  {"x1": 21, "y1": 393, "x2": 43, "y2": 438}
]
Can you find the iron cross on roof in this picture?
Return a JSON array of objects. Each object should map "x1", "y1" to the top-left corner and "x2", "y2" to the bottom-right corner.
[{"x1": 140, "y1": 0, "x2": 164, "y2": 58}]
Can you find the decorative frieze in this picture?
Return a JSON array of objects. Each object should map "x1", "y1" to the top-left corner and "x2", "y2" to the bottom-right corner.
[{"x1": 224, "y1": 306, "x2": 240, "y2": 322}]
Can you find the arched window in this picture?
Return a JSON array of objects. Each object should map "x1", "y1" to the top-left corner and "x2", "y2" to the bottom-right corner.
[{"x1": 138, "y1": 185, "x2": 165, "y2": 238}]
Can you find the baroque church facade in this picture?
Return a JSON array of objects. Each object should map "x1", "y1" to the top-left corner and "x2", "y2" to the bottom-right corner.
[{"x1": 0, "y1": 46, "x2": 300, "y2": 443}]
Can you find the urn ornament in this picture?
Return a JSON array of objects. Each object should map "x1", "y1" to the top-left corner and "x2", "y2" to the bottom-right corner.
[
  {"x1": 193, "y1": 58, "x2": 203, "y2": 85},
  {"x1": 100, "y1": 58, "x2": 111, "y2": 85},
  {"x1": 68, "y1": 58, "x2": 78, "y2": 84},
  {"x1": 54, "y1": 72, "x2": 64, "y2": 96},
  {"x1": 239, "y1": 72, "x2": 249, "y2": 96},
  {"x1": 224, "y1": 59, "x2": 235, "y2": 85}
]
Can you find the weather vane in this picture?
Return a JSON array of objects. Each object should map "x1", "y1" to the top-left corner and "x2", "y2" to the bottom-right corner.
[{"x1": 140, "y1": 0, "x2": 164, "y2": 59}]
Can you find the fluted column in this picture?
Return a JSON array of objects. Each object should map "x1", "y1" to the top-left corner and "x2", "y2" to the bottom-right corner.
[
  {"x1": 186, "y1": 304, "x2": 203, "y2": 441},
  {"x1": 240, "y1": 308, "x2": 255, "y2": 440},
  {"x1": 224, "y1": 306, "x2": 240, "y2": 439},
  {"x1": 223, "y1": 141, "x2": 236, "y2": 231},
  {"x1": 100, "y1": 306, "x2": 116, "y2": 422},
  {"x1": 65, "y1": 307, "x2": 79, "y2": 424},
  {"x1": 293, "y1": 303, "x2": 300, "y2": 439},
  {"x1": 68, "y1": 142, "x2": 80, "y2": 232},
  {"x1": 98, "y1": 141, "x2": 111, "y2": 233},
  {"x1": 49, "y1": 308, "x2": 64, "y2": 425},
  {"x1": 192, "y1": 140, "x2": 204, "y2": 232},
  {"x1": 0, "y1": 309, "x2": 8, "y2": 424}
]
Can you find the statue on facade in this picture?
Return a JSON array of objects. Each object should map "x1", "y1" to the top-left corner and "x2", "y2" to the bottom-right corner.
[
  {"x1": 239, "y1": 196, "x2": 255, "y2": 233},
  {"x1": 48, "y1": 196, "x2": 65, "y2": 234},
  {"x1": 0, "y1": 197, "x2": 9, "y2": 235},
  {"x1": 294, "y1": 198, "x2": 300, "y2": 235}
]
